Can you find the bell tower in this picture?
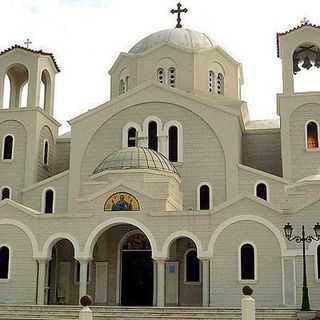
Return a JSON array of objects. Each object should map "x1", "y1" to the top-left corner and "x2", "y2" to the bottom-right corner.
[
  {"x1": 277, "y1": 20, "x2": 320, "y2": 181},
  {"x1": 0, "y1": 44, "x2": 59, "y2": 114},
  {"x1": 0, "y1": 44, "x2": 61, "y2": 198}
]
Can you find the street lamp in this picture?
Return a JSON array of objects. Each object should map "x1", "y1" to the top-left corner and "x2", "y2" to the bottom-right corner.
[{"x1": 283, "y1": 222, "x2": 320, "y2": 311}]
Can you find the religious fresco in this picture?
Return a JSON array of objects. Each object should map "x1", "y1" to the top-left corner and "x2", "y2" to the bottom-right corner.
[
  {"x1": 104, "y1": 192, "x2": 140, "y2": 211},
  {"x1": 122, "y1": 233, "x2": 151, "y2": 250}
]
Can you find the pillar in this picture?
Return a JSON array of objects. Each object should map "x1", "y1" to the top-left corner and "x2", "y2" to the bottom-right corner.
[
  {"x1": 202, "y1": 259, "x2": 210, "y2": 307},
  {"x1": 282, "y1": 58, "x2": 294, "y2": 95},
  {"x1": 78, "y1": 259, "x2": 90, "y2": 303},
  {"x1": 241, "y1": 295, "x2": 255, "y2": 320},
  {"x1": 153, "y1": 260, "x2": 157, "y2": 306},
  {"x1": 156, "y1": 259, "x2": 165, "y2": 307},
  {"x1": 37, "y1": 258, "x2": 49, "y2": 305}
]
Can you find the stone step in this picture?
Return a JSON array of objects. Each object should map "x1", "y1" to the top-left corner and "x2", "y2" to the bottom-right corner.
[{"x1": 0, "y1": 305, "x2": 299, "y2": 320}]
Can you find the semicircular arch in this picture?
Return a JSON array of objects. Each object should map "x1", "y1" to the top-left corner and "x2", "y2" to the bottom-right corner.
[
  {"x1": 42, "y1": 232, "x2": 81, "y2": 258},
  {"x1": 84, "y1": 217, "x2": 158, "y2": 258},
  {"x1": 207, "y1": 215, "x2": 287, "y2": 256},
  {"x1": 0, "y1": 219, "x2": 39, "y2": 257},
  {"x1": 162, "y1": 230, "x2": 204, "y2": 259}
]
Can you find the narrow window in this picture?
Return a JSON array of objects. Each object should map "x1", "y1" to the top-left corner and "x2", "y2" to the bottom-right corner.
[
  {"x1": 44, "y1": 189, "x2": 54, "y2": 214},
  {"x1": 317, "y1": 245, "x2": 320, "y2": 280},
  {"x1": 185, "y1": 250, "x2": 200, "y2": 282},
  {"x1": 208, "y1": 71, "x2": 214, "y2": 94},
  {"x1": 2, "y1": 135, "x2": 14, "y2": 160},
  {"x1": 0, "y1": 246, "x2": 9, "y2": 279},
  {"x1": 256, "y1": 183, "x2": 268, "y2": 201},
  {"x1": 168, "y1": 126, "x2": 178, "y2": 162},
  {"x1": 1, "y1": 188, "x2": 10, "y2": 200},
  {"x1": 217, "y1": 73, "x2": 224, "y2": 95},
  {"x1": 168, "y1": 68, "x2": 176, "y2": 88},
  {"x1": 240, "y1": 244, "x2": 255, "y2": 280},
  {"x1": 306, "y1": 121, "x2": 319, "y2": 149},
  {"x1": 157, "y1": 68, "x2": 165, "y2": 84},
  {"x1": 43, "y1": 140, "x2": 49, "y2": 165},
  {"x1": 119, "y1": 79, "x2": 126, "y2": 95},
  {"x1": 128, "y1": 128, "x2": 137, "y2": 147},
  {"x1": 200, "y1": 185, "x2": 210, "y2": 210},
  {"x1": 125, "y1": 76, "x2": 129, "y2": 93},
  {"x1": 148, "y1": 121, "x2": 158, "y2": 151}
]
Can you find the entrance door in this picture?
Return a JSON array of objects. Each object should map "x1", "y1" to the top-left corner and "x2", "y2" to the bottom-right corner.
[
  {"x1": 120, "y1": 231, "x2": 153, "y2": 306},
  {"x1": 121, "y1": 251, "x2": 153, "y2": 306}
]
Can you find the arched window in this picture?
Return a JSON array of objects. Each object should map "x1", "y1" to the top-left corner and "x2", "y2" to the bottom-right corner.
[
  {"x1": 39, "y1": 80, "x2": 45, "y2": 109},
  {"x1": 255, "y1": 182, "x2": 268, "y2": 201},
  {"x1": 148, "y1": 121, "x2": 158, "y2": 151},
  {"x1": 119, "y1": 79, "x2": 126, "y2": 95},
  {"x1": 43, "y1": 189, "x2": 55, "y2": 214},
  {"x1": 317, "y1": 245, "x2": 320, "y2": 280},
  {"x1": 2, "y1": 135, "x2": 14, "y2": 160},
  {"x1": 0, "y1": 246, "x2": 9, "y2": 279},
  {"x1": 199, "y1": 184, "x2": 211, "y2": 210},
  {"x1": 128, "y1": 127, "x2": 137, "y2": 147},
  {"x1": 168, "y1": 126, "x2": 178, "y2": 162},
  {"x1": 208, "y1": 70, "x2": 214, "y2": 94},
  {"x1": 157, "y1": 68, "x2": 165, "y2": 84},
  {"x1": 1, "y1": 187, "x2": 11, "y2": 200},
  {"x1": 217, "y1": 73, "x2": 224, "y2": 95},
  {"x1": 306, "y1": 121, "x2": 319, "y2": 149},
  {"x1": 240, "y1": 243, "x2": 255, "y2": 281},
  {"x1": 20, "y1": 82, "x2": 28, "y2": 108},
  {"x1": 168, "y1": 68, "x2": 176, "y2": 88},
  {"x1": 43, "y1": 140, "x2": 49, "y2": 165},
  {"x1": 185, "y1": 249, "x2": 200, "y2": 283},
  {"x1": 3, "y1": 74, "x2": 11, "y2": 109}
]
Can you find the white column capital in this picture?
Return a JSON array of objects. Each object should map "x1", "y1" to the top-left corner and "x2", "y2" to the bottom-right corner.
[{"x1": 75, "y1": 257, "x2": 92, "y2": 264}]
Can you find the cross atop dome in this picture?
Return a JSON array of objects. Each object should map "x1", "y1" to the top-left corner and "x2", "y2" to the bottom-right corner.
[{"x1": 171, "y1": 3, "x2": 188, "y2": 29}]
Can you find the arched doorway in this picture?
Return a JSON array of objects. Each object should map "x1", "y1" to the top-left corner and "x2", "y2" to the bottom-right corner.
[
  {"x1": 120, "y1": 230, "x2": 153, "y2": 306},
  {"x1": 47, "y1": 239, "x2": 77, "y2": 305},
  {"x1": 91, "y1": 223, "x2": 154, "y2": 306},
  {"x1": 167, "y1": 237, "x2": 201, "y2": 306}
]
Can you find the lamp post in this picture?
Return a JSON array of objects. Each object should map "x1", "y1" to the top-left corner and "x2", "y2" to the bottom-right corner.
[{"x1": 283, "y1": 222, "x2": 320, "y2": 311}]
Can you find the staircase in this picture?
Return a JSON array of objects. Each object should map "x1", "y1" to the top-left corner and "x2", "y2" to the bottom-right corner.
[{"x1": 0, "y1": 305, "x2": 299, "y2": 320}]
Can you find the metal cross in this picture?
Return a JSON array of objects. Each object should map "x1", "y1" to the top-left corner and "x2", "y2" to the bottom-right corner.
[
  {"x1": 300, "y1": 17, "x2": 310, "y2": 25},
  {"x1": 24, "y1": 38, "x2": 32, "y2": 48},
  {"x1": 171, "y1": 3, "x2": 188, "y2": 29}
]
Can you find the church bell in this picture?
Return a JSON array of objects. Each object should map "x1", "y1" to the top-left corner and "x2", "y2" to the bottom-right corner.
[
  {"x1": 302, "y1": 55, "x2": 312, "y2": 69},
  {"x1": 293, "y1": 58, "x2": 301, "y2": 74},
  {"x1": 315, "y1": 53, "x2": 320, "y2": 68}
]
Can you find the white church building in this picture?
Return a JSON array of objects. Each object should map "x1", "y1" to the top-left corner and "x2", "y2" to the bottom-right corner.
[{"x1": 0, "y1": 5, "x2": 320, "y2": 309}]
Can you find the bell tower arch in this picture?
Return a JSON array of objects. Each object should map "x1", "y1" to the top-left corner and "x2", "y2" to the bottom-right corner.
[{"x1": 0, "y1": 45, "x2": 59, "y2": 115}]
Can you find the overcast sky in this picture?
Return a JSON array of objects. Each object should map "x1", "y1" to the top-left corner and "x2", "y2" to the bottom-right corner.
[{"x1": 1, "y1": 0, "x2": 320, "y2": 133}]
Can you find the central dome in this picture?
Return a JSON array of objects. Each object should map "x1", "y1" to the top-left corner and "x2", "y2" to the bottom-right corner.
[
  {"x1": 93, "y1": 147, "x2": 178, "y2": 175},
  {"x1": 129, "y1": 28, "x2": 216, "y2": 54}
]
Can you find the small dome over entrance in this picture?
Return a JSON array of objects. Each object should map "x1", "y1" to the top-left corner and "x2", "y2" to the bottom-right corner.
[{"x1": 93, "y1": 147, "x2": 178, "y2": 175}]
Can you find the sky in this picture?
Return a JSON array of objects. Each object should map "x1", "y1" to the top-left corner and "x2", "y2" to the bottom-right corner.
[{"x1": 1, "y1": 0, "x2": 320, "y2": 133}]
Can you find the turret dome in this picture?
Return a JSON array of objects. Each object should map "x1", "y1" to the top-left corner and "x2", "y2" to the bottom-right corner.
[{"x1": 129, "y1": 28, "x2": 216, "y2": 54}]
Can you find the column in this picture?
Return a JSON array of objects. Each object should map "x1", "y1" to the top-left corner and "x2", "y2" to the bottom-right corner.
[
  {"x1": 153, "y1": 260, "x2": 157, "y2": 306},
  {"x1": 202, "y1": 259, "x2": 210, "y2": 307},
  {"x1": 156, "y1": 259, "x2": 165, "y2": 307},
  {"x1": 37, "y1": 258, "x2": 49, "y2": 305},
  {"x1": 78, "y1": 259, "x2": 89, "y2": 303}
]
